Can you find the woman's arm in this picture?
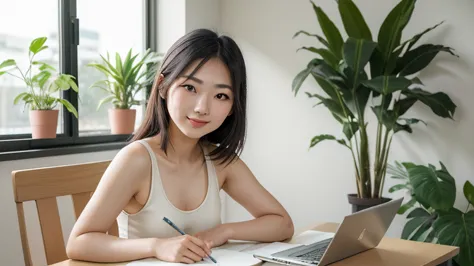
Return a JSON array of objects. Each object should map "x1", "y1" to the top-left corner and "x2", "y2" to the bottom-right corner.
[
  {"x1": 66, "y1": 142, "x2": 158, "y2": 262},
  {"x1": 222, "y1": 157, "x2": 294, "y2": 242},
  {"x1": 210, "y1": 157, "x2": 294, "y2": 244}
]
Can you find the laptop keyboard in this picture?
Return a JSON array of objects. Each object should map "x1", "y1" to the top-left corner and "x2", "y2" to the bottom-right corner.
[{"x1": 289, "y1": 238, "x2": 332, "y2": 261}]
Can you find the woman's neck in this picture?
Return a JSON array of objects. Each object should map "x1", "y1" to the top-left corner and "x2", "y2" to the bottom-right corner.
[{"x1": 161, "y1": 122, "x2": 203, "y2": 164}]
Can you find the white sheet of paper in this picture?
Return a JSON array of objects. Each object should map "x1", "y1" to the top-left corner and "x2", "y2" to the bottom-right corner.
[
  {"x1": 126, "y1": 248, "x2": 261, "y2": 266},
  {"x1": 216, "y1": 241, "x2": 259, "y2": 252},
  {"x1": 290, "y1": 230, "x2": 335, "y2": 245}
]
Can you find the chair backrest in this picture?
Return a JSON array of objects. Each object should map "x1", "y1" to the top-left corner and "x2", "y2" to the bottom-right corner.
[{"x1": 11, "y1": 160, "x2": 118, "y2": 266}]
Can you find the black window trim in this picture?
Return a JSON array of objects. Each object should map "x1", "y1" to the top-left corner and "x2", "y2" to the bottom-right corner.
[{"x1": 0, "y1": 0, "x2": 158, "y2": 162}]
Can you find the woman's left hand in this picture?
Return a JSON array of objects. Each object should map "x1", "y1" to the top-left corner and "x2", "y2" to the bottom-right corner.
[{"x1": 194, "y1": 224, "x2": 232, "y2": 248}]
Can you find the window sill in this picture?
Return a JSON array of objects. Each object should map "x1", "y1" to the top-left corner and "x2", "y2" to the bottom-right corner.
[{"x1": 0, "y1": 141, "x2": 128, "y2": 162}]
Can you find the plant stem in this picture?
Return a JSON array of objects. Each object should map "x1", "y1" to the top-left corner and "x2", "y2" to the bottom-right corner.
[
  {"x1": 465, "y1": 203, "x2": 471, "y2": 213},
  {"x1": 336, "y1": 91, "x2": 363, "y2": 197},
  {"x1": 6, "y1": 72, "x2": 24, "y2": 81},
  {"x1": 378, "y1": 131, "x2": 393, "y2": 198},
  {"x1": 354, "y1": 90, "x2": 370, "y2": 198}
]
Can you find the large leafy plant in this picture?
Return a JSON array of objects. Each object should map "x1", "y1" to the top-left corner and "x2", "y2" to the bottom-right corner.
[
  {"x1": 88, "y1": 48, "x2": 162, "y2": 110},
  {"x1": 388, "y1": 161, "x2": 474, "y2": 266},
  {"x1": 0, "y1": 37, "x2": 78, "y2": 117},
  {"x1": 292, "y1": 0, "x2": 457, "y2": 199}
]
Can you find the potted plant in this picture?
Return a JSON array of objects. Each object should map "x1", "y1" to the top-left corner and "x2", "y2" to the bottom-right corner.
[
  {"x1": 87, "y1": 48, "x2": 162, "y2": 135},
  {"x1": 292, "y1": 0, "x2": 458, "y2": 212},
  {"x1": 0, "y1": 37, "x2": 78, "y2": 139},
  {"x1": 387, "y1": 161, "x2": 474, "y2": 266}
]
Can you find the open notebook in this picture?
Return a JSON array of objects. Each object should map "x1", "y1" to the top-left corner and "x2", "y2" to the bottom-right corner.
[{"x1": 127, "y1": 230, "x2": 334, "y2": 266}]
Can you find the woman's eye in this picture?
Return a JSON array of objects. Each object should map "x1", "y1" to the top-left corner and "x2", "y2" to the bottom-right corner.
[
  {"x1": 216, "y1": 93, "x2": 229, "y2": 100},
  {"x1": 183, "y1": 85, "x2": 196, "y2": 92}
]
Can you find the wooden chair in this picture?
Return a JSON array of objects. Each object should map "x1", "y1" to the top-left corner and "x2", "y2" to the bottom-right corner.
[{"x1": 11, "y1": 160, "x2": 119, "y2": 266}]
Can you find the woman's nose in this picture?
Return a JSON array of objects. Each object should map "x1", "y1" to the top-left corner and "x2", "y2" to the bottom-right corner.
[{"x1": 193, "y1": 95, "x2": 210, "y2": 115}]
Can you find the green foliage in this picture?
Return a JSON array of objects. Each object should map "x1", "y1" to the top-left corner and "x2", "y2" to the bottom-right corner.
[
  {"x1": 388, "y1": 162, "x2": 474, "y2": 266},
  {"x1": 88, "y1": 48, "x2": 163, "y2": 110},
  {"x1": 0, "y1": 37, "x2": 78, "y2": 117},
  {"x1": 292, "y1": 0, "x2": 458, "y2": 199}
]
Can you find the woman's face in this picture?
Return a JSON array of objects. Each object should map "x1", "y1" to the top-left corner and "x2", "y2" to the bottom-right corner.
[{"x1": 164, "y1": 57, "x2": 234, "y2": 140}]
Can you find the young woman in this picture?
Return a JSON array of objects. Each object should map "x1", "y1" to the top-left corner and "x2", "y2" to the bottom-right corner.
[{"x1": 66, "y1": 28, "x2": 294, "y2": 264}]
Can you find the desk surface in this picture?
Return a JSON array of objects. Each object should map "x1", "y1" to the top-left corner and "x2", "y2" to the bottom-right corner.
[{"x1": 51, "y1": 222, "x2": 459, "y2": 266}]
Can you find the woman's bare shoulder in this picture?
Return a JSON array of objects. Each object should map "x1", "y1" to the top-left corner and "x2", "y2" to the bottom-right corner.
[{"x1": 109, "y1": 140, "x2": 152, "y2": 181}]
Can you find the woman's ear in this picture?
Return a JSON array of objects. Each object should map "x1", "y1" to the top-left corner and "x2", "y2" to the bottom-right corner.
[{"x1": 157, "y1": 74, "x2": 166, "y2": 99}]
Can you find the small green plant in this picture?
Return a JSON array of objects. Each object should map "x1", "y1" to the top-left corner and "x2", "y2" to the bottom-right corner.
[
  {"x1": 388, "y1": 161, "x2": 474, "y2": 266},
  {"x1": 0, "y1": 37, "x2": 78, "y2": 117},
  {"x1": 87, "y1": 48, "x2": 162, "y2": 110}
]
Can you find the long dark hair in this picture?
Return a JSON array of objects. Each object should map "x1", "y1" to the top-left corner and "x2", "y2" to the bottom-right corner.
[{"x1": 131, "y1": 29, "x2": 247, "y2": 166}]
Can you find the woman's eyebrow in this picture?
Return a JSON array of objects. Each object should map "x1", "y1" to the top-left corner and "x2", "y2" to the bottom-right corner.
[{"x1": 180, "y1": 75, "x2": 232, "y2": 89}]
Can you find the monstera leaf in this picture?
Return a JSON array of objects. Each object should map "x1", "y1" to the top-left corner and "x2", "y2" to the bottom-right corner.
[
  {"x1": 408, "y1": 163, "x2": 456, "y2": 211},
  {"x1": 433, "y1": 208, "x2": 474, "y2": 266}
]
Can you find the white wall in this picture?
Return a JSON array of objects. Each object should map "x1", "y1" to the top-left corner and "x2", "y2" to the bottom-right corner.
[
  {"x1": 0, "y1": 151, "x2": 119, "y2": 266},
  {"x1": 185, "y1": 0, "x2": 220, "y2": 33},
  {"x1": 157, "y1": 0, "x2": 186, "y2": 54},
  {"x1": 157, "y1": 0, "x2": 221, "y2": 55},
  {"x1": 220, "y1": 0, "x2": 474, "y2": 239}
]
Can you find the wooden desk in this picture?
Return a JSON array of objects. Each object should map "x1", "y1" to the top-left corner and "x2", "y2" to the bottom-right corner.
[{"x1": 51, "y1": 222, "x2": 459, "y2": 266}]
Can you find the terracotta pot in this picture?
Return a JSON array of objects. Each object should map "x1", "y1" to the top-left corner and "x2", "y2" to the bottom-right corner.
[
  {"x1": 29, "y1": 109, "x2": 59, "y2": 139},
  {"x1": 347, "y1": 193, "x2": 391, "y2": 213},
  {"x1": 108, "y1": 108, "x2": 136, "y2": 134}
]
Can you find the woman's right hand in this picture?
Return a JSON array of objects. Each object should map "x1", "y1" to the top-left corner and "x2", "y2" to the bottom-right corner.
[{"x1": 153, "y1": 235, "x2": 212, "y2": 263}]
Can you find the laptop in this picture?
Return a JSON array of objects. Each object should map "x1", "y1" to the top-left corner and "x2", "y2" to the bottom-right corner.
[{"x1": 254, "y1": 197, "x2": 403, "y2": 266}]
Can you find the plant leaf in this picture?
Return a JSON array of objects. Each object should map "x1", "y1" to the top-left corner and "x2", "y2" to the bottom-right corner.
[
  {"x1": 292, "y1": 30, "x2": 330, "y2": 48},
  {"x1": 405, "y1": 21, "x2": 445, "y2": 52},
  {"x1": 56, "y1": 98, "x2": 78, "y2": 118},
  {"x1": 463, "y1": 181, "x2": 474, "y2": 207},
  {"x1": 372, "y1": 105, "x2": 397, "y2": 131},
  {"x1": 408, "y1": 164, "x2": 456, "y2": 211},
  {"x1": 338, "y1": 0, "x2": 372, "y2": 40},
  {"x1": 292, "y1": 67, "x2": 311, "y2": 96},
  {"x1": 398, "y1": 118, "x2": 427, "y2": 126},
  {"x1": 363, "y1": 76, "x2": 412, "y2": 95},
  {"x1": 342, "y1": 121, "x2": 359, "y2": 140},
  {"x1": 403, "y1": 88, "x2": 456, "y2": 119},
  {"x1": 29, "y1": 37, "x2": 47, "y2": 55},
  {"x1": 13, "y1": 92, "x2": 31, "y2": 105},
  {"x1": 397, "y1": 198, "x2": 417, "y2": 214},
  {"x1": 306, "y1": 93, "x2": 353, "y2": 123},
  {"x1": 311, "y1": 74, "x2": 340, "y2": 101},
  {"x1": 393, "y1": 97, "x2": 418, "y2": 117},
  {"x1": 377, "y1": 0, "x2": 416, "y2": 62},
  {"x1": 369, "y1": 46, "x2": 385, "y2": 80},
  {"x1": 402, "y1": 214, "x2": 432, "y2": 240},
  {"x1": 0, "y1": 59, "x2": 16, "y2": 70},
  {"x1": 312, "y1": 2, "x2": 344, "y2": 60},
  {"x1": 389, "y1": 184, "x2": 409, "y2": 193},
  {"x1": 433, "y1": 209, "x2": 474, "y2": 266},
  {"x1": 97, "y1": 95, "x2": 116, "y2": 110},
  {"x1": 407, "y1": 207, "x2": 430, "y2": 218},
  {"x1": 396, "y1": 44, "x2": 458, "y2": 76},
  {"x1": 309, "y1": 134, "x2": 349, "y2": 149},
  {"x1": 343, "y1": 38, "x2": 377, "y2": 79},
  {"x1": 387, "y1": 161, "x2": 410, "y2": 180},
  {"x1": 297, "y1": 47, "x2": 339, "y2": 68}
]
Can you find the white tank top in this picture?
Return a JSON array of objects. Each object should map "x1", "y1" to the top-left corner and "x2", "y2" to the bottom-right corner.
[{"x1": 117, "y1": 140, "x2": 222, "y2": 239}]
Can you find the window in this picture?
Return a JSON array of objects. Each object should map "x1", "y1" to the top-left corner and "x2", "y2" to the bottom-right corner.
[
  {"x1": 77, "y1": 0, "x2": 145, "y2": 136},
  {"x1": 0, "y1": 0, "x2": 60, "y2": 136},
  {"x1": 0, "y1": 0, "x2": 157, "y2": 160}
]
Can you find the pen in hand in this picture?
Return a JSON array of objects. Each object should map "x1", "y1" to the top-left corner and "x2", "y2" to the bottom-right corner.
[{"x1": 163, "y1": 217, "x2": 217, "y2": 263}]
